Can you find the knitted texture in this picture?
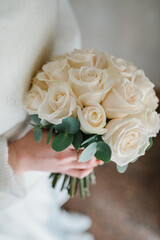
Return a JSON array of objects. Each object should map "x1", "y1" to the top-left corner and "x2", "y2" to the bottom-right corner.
[{"x1": 0, "y1": 0, "x2": 57, "y2": 208}]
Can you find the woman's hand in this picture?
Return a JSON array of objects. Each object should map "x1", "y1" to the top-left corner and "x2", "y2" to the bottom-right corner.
[{"x1": 8, "y1": 130, "x2": 103, "y2": 178}]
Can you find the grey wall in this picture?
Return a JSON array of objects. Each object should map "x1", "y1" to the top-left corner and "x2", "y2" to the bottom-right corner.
[{"x1": 70, "y1": 0, "x2": 160, "y2": 89}]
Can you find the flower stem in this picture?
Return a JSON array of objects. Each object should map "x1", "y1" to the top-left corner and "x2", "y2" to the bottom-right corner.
[
  {"x1": 89, "y1": 171, "x2": 96, "y2": 185},
  {"x1": 84, "y1": 175, "x2": 90, "y2": 196},
  {"x1": 61, "y1": 175, "x2": 69, "y2": 191},
  {"x1": 50, "y1": 172, "x2": 95, "y2": 199},
  {"x1": 69, "y1": 177, "x2": 77, "y2": 198},
  {"x1": 52, "y1": 173, "x2": 62, "y2": 188},
  {"x1": 80, "y1": 178, "x2": 85, "y2": 198}
]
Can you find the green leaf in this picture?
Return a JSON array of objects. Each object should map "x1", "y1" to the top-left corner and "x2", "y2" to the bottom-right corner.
[
  {"x1": 27, "y1": 122, "x2": 39, "y2": 128},
  {"x1": 72, "y1": 131, "x2": 83, "y2": 150},
  {"x1": 52, "y1": 133, "x2": 73, "y2": 152},
  {"x1": 40, "y1": 119, "x2": 51, "y2": 127},
  {"x1": 54, "y1": 117, "x2": 80, "y2": 134},
  {"x1": 47, "y1": 125, "x2": 54, "y2": 145},
  {"x1": 31, "y1": 114, "x2": 42, "y2": 126},
  {"x1": 81, "y1": 135, "x2": 98, "y2": 147},
  {"x1": 95, "y1": 141, "x2": 111, "y2": 162},
  {"x1": 146, "y1": 138, "x2": 153, "y2": 151},
  {"x1": 117, "y1": 164, "x2": 128, "y2": 173},
  {"x1": 79, "y1": 142, "x2": 97, "y2": 162},
  {"x1": 33, "y1": 127, "x2": 42, "y2": 142}
]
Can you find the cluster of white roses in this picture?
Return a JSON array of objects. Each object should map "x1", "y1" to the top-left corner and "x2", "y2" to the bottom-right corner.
[{"x1": 25, "y1": 49, "x2": 160, "y2": 166}]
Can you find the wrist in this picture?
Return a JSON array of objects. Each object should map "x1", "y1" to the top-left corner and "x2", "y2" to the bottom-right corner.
[{"x1": 8, "y1": 142, "x2": 22, "y2": 175}]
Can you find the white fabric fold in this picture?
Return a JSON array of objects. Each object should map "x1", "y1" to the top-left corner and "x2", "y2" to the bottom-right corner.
[
  {"x1": 0, "y1": 0, "x2": 58, "y2": 207},
  {"x1": 53, "y1": 0, "x2": 81, "y2": 55},
  {"x1": 0, "y1": 136, "x2": 25, "y2": 209}
]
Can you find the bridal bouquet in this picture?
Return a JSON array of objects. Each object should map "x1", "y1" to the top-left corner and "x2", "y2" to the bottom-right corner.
[{"x1": 24, "y1": 49, "x2": 160, "y2": 198}]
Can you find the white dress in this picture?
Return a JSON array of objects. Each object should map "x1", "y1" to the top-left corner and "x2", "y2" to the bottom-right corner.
[{"x1": 0, "y1": 0, "x2": 93, "y2": 239}]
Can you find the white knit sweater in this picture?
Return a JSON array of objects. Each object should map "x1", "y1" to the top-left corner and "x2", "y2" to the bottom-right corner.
[{"x1": 0, "y1": 0, "x2": 81, "y2": 208}]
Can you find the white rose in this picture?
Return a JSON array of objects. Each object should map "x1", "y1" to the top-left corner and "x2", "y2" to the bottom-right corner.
[
  {"x1": 131, "y1": 70, "x2": 159, "y2": 110},
  {"x1": 24, "y1": 85, "x2": 46, "y2": 115},
  {"x1": 51, "y1": 53, "x2": 69, "y2": 61},
  {"x1": 102, "y1": 78, "x2": 144, "y2": 118},
  {"x1": 36, "y1": 59, "x2": 70, "y2": 86},
  {"x1": 67, "y1": 48, "x2": 109, "y2": 69},
  {"x1": 107, "y1": 55, "x2": 137, "y2": 79},
  {"x1": 132, "y1": 109, "x2": 160, "y2": 137},
  {"x1": 32, "y1": 77, "x2": 48, "y2": 91},
  {"x1": 102, "y1": 118, "x2": 150, "y2": 166},
  {"x1": 77, "y1": 102, "x2": 107, "y2": 135},
  {"x1": 38, "y1": 82, "x2": 77, "y2": 124},
  {"x1": 68, "y1": 66, "x2": 112, "y2": 105},
  {"x1": 143, "y1": 88, "x2": 159, "y2": 110}
]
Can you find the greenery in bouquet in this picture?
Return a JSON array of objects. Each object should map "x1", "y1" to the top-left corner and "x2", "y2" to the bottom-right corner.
[
  {"x1": 29, "y1": 114, "x2": 111, "y2": 198},
  {"x1": 24, "y1": 49, "x2": 160, "y2": 198}
]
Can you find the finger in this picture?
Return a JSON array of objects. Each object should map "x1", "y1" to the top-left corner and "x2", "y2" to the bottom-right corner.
[
  {"x1": 69, "y1": 160, "x2": 99, "y2": 170},
  {"x1": 56, "y1": 150, "x2": 78, "y2": 163},
  {"x1": 63, "y1": 156, "x2": 98, "y2": 170},
  {"x1": 56, "y1": 157, "x2": 99, "y2": 172},
  {"x1": 64, "y1": 168, "x2": 94, "y2": 179},
  {"x1": 76, "y1": 151, "x2": 98, "y2": 162},
  {"x1": 96, "y1": 159, "x2": 104, "y2": 165},
  {"x1": 68, "y1": 145, "x2": 84, "y2": 151},
  {"x1": 58, "y1": 149, "x2": 83, "y2": 164},
  {"x1": 68, "y1": 144, "x2": 76, "y2": 150},
  {"x1": 90, "y1": 156, "x2": 103, "y2": 165}
]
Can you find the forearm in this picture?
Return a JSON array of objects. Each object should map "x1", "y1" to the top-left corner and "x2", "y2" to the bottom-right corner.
[{"x1": 8, "y1": 142, "x2": 19, "y2": 175}]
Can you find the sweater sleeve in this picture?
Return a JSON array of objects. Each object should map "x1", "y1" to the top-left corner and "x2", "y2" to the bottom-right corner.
[
  {"x1": 0, "y1": 0, "x2": 81, "y2": 209},
  {"x1": 0, "y1": 136, "x2": 25, "y2": 209},
  {"x1": 0, "y1": 0, "x2": 57, "y2": 208}
]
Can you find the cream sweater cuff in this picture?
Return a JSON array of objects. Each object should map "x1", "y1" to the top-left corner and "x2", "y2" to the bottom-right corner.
[{"x1": 0, "y1": 136, "x2": 26, "y2": 207}]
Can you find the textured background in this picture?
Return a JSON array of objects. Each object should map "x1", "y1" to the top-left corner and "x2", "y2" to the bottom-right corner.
[{"x1": 70, "y1": 0, "x2": 160, "y2": 89}]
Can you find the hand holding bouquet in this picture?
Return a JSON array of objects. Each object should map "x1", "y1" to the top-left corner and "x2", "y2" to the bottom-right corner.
[{"x1": 24, "y1": 49, "x2": 160, "y2": 198}]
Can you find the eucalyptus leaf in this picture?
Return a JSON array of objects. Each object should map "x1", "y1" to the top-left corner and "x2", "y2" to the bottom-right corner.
[
  {"x1": 95, "y1": 141, "x2": 111, "y2": 162},
  {"x1": 79, "y1": 142, "x2": 97, "y2": 162},
  {"x1": 72, "y1": 131, "x2": 83, "y2": 150},
  {"x1": 47, "y1": 125, "x2": 54, "y2": 145},
  {"x1": 27, "y1": 122, "x2": 39, "y2": 128},
  {"x1": 33, "y1": 127, "x2": 42, "y2": 142},
  {"x1": 81, "y1": 135, "x2": 97, "y2": 147},
  {"x1": 31, "y1": 114, "x2": 42, "y2": 126},
  {"x1": 117, "y1": 164, "x2": 128, "y2": 173},
  {"x1": 54, "y1": 117, "x2": 80, "y2": 134},
  {"x1": 52, "y1": 133, "x2": 73, "y2": 152},
  {"x1": 146, "y1": 138, "x2": 153, "y2": 151},
  {"x1": 40, "y1": 119, "x2": 51, "y2": 127}
]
